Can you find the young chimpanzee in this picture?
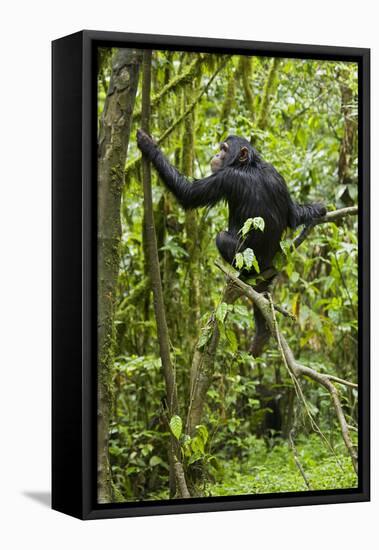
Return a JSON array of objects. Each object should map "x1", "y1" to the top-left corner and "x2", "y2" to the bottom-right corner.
[{"x1": 137, "y1": 130, "x2": 326, "y2": 356}]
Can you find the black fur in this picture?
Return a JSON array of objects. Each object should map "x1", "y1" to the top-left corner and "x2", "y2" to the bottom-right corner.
[{"x1": 137, "y1": 131, "x2": 326, "y2": 355}]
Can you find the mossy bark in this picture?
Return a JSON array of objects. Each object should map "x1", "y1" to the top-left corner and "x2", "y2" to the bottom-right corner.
[
  {"x1": 220, "y1": 67, "x2": 237, "y2": 136},
  {"x1": 97, "y1": 48, "x2": 142, "y2": 503},
  {"x1": 186, "y1": 283, "x2": 240, "y2": 436},
  {"x1": 338, "y1": 68, "x2": 357, "y2": 205},
  {"x1": 182, "y1": 80, "x2": 201, "y2": 337},
  {"x1": 239, "y1": 56, "x2": 255, "y2": 119},
  {"x1": 257, "y1": 58, "x2": 280, "y2": 130},
  {"x1": 140, "y1": 50, "x2": 190, "y2": 498}
]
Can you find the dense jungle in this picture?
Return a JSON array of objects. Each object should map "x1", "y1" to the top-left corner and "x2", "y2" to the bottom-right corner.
[{"x1": 97, "y1": 47, "x2": 358, "y2": 503}]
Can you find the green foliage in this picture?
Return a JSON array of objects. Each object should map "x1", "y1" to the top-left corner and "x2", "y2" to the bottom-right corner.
[
  {"x1": 215, "y1": 302, "x2": 228, "y2": 324},
  {"x1": 240, "y1": 216, "x2": 265, "y2": 237},
  {"x1": 212, "y1": 434, "x2": 357, "y2": 496},
  {"x1": 170, "y1": 415, "x2": 183, "y2": 440},
  {"x1": 243, "y1": 248, "x2": 259, "y2": 272},
  {"x1": 98, "y1": 49, "x2": 359, "y2": 502}
]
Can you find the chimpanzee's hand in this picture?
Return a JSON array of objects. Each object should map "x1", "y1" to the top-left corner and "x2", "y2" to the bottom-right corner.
[{"x1": 137, "y1": 129, "x2": 157, "y2": 156}]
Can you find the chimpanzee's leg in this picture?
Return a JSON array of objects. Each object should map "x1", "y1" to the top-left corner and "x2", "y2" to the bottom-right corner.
[
  {"x1": 215, "y1": 230, "x2": 239, "y2": 265},
  {"x1": 216, "y1": 230, "x2": 274, "y2": 357}
]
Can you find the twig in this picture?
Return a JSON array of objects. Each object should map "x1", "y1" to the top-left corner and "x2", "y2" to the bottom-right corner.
[
  {"x1": 288, "y1": 408, "x2": 313, "y2": 490},
  {"x1": 267, "y1": 299, "x2": 296, "y2": 321},
  {"x1": 289, "y1": 429, "x2": 312, "y2": 489},
  {"x1": 325, "y1": 374, "x2": 358, "y2": 389}
]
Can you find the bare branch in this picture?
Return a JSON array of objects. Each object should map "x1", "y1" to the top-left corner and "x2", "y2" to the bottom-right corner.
[{"x1": 325, "y1": 374, "x2": 358, "y2": 389}]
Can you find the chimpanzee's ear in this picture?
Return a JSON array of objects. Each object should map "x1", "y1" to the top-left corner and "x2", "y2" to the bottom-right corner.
[{"x1": 239, "y1": 146, "x2": 249, "y2": 163}]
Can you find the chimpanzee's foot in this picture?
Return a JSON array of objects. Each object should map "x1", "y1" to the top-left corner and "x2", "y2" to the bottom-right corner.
[{"x1": 241, "y1": 267, "x2": 278, "y2": 289}]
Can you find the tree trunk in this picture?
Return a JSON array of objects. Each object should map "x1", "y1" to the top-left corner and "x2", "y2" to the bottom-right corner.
[
  {"x1": 186, "y1": 283, "x2": 240, "y2": 435},
  {"x1": 257, "y1": 58, "x2": 280, "y2": 130},
  {"x1": 97, "y1": 48, "x2": 142, "y2": 503},
  {"x1": 140, "y1": 50, "x2": 190, "y2": 498},
  {"x1": 182, "y1": 80, "x2": 201, "y2": 338},
  {"x1": 338, "y1": 68, "x2": 357, "y2": 206},
  {"x1": 239, "y1": 56, "x2": 255, "y2": 119}
]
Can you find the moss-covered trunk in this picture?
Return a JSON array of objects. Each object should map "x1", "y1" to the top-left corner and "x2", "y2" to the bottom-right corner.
[
  {"x1": 97, "y1": 48, "x2": 142, "y2": 503},
  {"x1": 182, "y1": 80, "x2": 201, "y2": 338},
  {"x1": 140, "y1": 50, "x2": 190, "y2": 498},
  {"x1": 257, "y1": 57, "x2": 280, "y2": 130},
  {"x1": 186, "y1": 283, "x2": 240, "y2": 436},
  {"x1": 338, "y1": 68, "x2": 357, "y2": 206},
  {"x1": 239, "y1": 56, "x2": 255, "y2": 119}
]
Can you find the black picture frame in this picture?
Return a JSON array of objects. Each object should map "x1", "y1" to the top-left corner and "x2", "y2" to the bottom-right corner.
[{"x1": 52, "y1": 30, "x2": 370, "y2": 520}]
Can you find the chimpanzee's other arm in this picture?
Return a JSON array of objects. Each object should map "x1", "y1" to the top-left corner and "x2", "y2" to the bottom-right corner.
[
  {"x1": 137, "y1": 129, "x2": 225, "y2": 209},
  {"x1": 288, "y1": 202, "x2": 327, "y2": 228}
]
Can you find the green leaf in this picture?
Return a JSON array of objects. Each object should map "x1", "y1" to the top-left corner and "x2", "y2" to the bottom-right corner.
[
  {"x1": 195, "y1": 424, "x2": 209, "y2": 445},
  {"x1": 335, "y1": 184, "x2": 347, "y2": 201},
  {"x1": 348, "y1": 184, "x2": 358, "y2": 201},
  {"x1": 290, "y1": 271, "x2": 300, "y2": 283},
  {"x1": 295, "y1": 127, "x2": 307, "y2": 148},
  {"x1": 235, "y1": 252, "x2": 244, "y2": 269},
  {"x1": 240, "y1": 218, "x2": 253, "y2": 237},
  {"x1": 280, "y1": 239, "x2": 293, "y2": 256},
  {"x1": 242, "y1": 248, "x2": 254, "y2": 270},
  {"x1": 169, "y1": 415, "x2": 182, "y2": 440},
  {"x1": 243, "y1": 248, "x2": 260, "y2": 272},
  {"x1": 240, "y1": 217, "x2": 265, "y2": 238},
  {"x1": 197, "y1": 325, "x2": 213, "y2": 349},
  {"x1": 226, "y1": 329, "x2": 238, "y2": 352},
  {"x1": 252, "y1": 258, "x2": 260, "y2": 273},
  {"x1": 216, "y1": 302, "x2": 228, "y2": 324},
  {"x1": 149, "y1": 455, "x2": 162, "y2": 467},
  {"x1": 160, "y1": 236, "x2": 189, "y2": 259},
  {"x1": 191, "y1": 436, "x2": 204, "y2": 455},
  {"x1": 253, "y1": 217, "x2": 265, "y2": 232}
]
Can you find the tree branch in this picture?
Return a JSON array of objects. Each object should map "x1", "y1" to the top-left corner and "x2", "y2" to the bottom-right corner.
[
  {"x1": 133, "y1": 55, "x2": 204, "y2": 123},
  {"x1": 215, "y1": 260, "x2": 358, "y2": 474},
  {"x1": 125, "y1": 58, "x2": 230, "y2": 177},
  {"x1": 293, "y1": 206, "x2": 358, "y2": 249}
]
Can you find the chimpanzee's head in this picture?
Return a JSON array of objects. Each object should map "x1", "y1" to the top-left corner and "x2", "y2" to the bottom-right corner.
[{"x1": 210, "y1": 135, "x2": 259, "y2": 173}]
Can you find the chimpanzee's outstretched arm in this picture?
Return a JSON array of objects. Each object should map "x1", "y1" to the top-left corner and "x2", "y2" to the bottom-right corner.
[{"x1": 137, "y1": 129, "x2": 226, "y2": 209}]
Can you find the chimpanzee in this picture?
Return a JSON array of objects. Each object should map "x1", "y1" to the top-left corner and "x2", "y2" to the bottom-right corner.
[{"x1": 137, "y1": 130, "x2": 326, "y2": 356}]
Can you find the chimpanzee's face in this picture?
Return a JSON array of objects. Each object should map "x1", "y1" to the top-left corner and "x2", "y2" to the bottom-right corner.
[{"x1": 211, "y1": 142, "x2": 229, "y2": 173}]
